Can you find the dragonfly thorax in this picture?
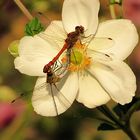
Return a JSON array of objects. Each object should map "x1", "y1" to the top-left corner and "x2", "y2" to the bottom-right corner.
[
  {"x1": 46, "y1": 67, "x2": 60, "y2": 84},
  {"x1": 65, "y1": 25, "x2": 84, "y2": 48},
  {"x1": 47, "y1": 74, "x2": 60, "y2": 84}
]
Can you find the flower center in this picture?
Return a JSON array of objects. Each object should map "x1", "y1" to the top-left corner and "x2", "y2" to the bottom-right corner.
[
  {"x1": 62, "y1": 40, "x2": 91, "y2": 72},
  {"x1": 70, "y1": 50, "x2": 83, "y2": 65}
]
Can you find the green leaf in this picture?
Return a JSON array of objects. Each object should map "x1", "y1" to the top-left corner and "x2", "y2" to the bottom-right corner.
[
  {"x1": 124, "y1": 98, "x2": 140, "y2": 122},
  {"x1": 25, "y1": 17, "x2": 45, "y2": 36},
  {"x1": 98, "y1": 123, "x2": 117, "y2": 131},
  {"x1": 8, "y1": 40, "x2": 19, "y2": 57}
]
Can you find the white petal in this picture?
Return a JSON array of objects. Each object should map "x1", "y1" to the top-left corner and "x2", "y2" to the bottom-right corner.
[
  {"x1": 15, "y1": 36, "x2": 59, "y2": 76},
  {"x1": 87, "y1": 49, "x2": 112, "y2": 65},
  {"x1": 89, "y1": 60, "x2": 136, "y2": 105},
  {"x1": 43, "y1": 20, "x2": 67, "y2": 49},
  {"x1": 32, "y1": 72, "x2": 78, "y2": 116},
  {"x1": 87, "y1": 37, "x2": 114, "y2": 51},
  {"x1": 77, "y1": 71, "x2": 110, "y2": 108},
  {"x1": 19, "y1": 36, "x2": 58, "y2": 58},
  {"x1": 95, "y1": 19, "x2": 138, "y2": 60},
  {"x1": 62, "y1": 0, "x2": 99, "y2": 35},
  {"x1": 14, "y1": 56, "x2": 47, "y2": 76}
]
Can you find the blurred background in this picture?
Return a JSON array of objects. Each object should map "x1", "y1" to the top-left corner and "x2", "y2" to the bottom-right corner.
[{"x1": 0, "y1": 0, "x2": 140, "y2": 140}]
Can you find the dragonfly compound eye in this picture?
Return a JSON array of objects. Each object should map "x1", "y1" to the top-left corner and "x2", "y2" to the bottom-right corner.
[
  {"x1": 43, "y1": 65, "x2": 49, "y2": 73},
  {"x1": 79, "y1": 26, "x2": 84, "y2": 34}
]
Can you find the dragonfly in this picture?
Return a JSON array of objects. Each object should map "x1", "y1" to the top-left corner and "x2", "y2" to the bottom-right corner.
[
  {"x1": 11, "y1": 61, "x2": 76, "y2": 116},
  {"x1": 37, "y1": 12, "x2": 85, "y2": 72},
  {"x1": 38, "y1": 20, "x2": 114, "y2": 74},
  {"x1": 43, "y1": 25, "x2": 85, "y2": 73}
]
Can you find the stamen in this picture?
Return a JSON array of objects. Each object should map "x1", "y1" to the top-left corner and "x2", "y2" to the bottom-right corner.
[{"x1": 62, "y1": 40, "x2": 91, "y2": 72}]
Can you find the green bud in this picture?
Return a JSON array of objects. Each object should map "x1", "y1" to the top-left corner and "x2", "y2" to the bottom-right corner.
[
  {"x1": 8, "y1": 40, "x2": 19, "y2": 57},
  {"x1": 70, "y1": 50, "x2": 83, "y2": 65}
]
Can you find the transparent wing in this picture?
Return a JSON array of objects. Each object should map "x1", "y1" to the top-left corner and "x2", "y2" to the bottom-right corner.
[
  {"x1": 87, "y1": 49, "x2": 113, "y2": 62},
  {"x1": 32, "y1": 83, "x2": 71, "y2": 116},
  {"x1": 53, "y1": 83, "x2": 71, "y2": 109},
  {"x1": 45, "y1": 21, "x2": 67, "y2": 41},
  {"x1": 11, "y1": 82, "x2": 47, "y2": 103},
  {"x1": 52, "y1": 60, "x2": 68, "y2": 78},
  {"x1": 81, "y1": 34, "x2": 115, "y2": 49},
  {"x1": 38, "y1": 20, "x2": 67, "y2": 49},
  {"x1": 32, "y1": 74, "x2": 77, "y2": 116}
]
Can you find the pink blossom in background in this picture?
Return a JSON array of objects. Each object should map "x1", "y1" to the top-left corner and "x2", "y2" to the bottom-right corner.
[
  {"x1": 123, "y1": 0, "x2": 140, "y2": 26},
  {"x1": 0, "y1": 102, "x2": 17, "y2": 129}
]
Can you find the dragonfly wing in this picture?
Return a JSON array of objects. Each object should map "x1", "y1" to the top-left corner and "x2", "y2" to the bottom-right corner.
[
  {"x1": 14, "y1": 36, "x2": 59, "y2": 76},
  {"x1": 45, "y1": 20, "x2": 67, "y2": 42},
  {"x1": 32, "y1": 77, "x2": 58, "y2": 116},
  {"x1": 38, "y1": 20, "x2": 67, "y2": 50},
  {"x1": 87, "y1": 49, "x2": 113, "y2": 63},
  {"x1": 32, "y1": 73, "x2": 78, "y2": 116},
  {"x1": 86, "y1": 36, "x2": 114, "y2": 50}
]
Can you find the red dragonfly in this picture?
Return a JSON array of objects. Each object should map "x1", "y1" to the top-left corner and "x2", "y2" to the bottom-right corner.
[{"x1": 43, "y1": 25, "x2": 85, "y2": 73}]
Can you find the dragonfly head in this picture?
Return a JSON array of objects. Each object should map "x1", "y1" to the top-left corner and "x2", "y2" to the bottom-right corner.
[
  {"x1": 75, "y1": 26, "x2": 84, "y2": 34},
  {"x1": 43, "y1": 64, "x2": 52, "y2": 73}
]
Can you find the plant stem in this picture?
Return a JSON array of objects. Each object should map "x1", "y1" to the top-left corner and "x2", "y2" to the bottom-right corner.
[
  {"x1": 98, "y1": 105, "x2": 123, "y2": 128},
  {"x1": 97, "y1": 105, "x2": 138, "y2": 140},
  {"x1": 109, "y1": 0, "x2": 117, "y2": 19},
  {"x1": 14, "y1": 0, "x2": 33, "y2": 20},
  {"x1": 125, "y1": 100, "x2": 140, "y2": 122},
  {"x1": 123, "y1": 127, "x2": 138, "y2": 140},
  {"x1": 109, "y1": 4, "x2": 116, "y2": 19}
]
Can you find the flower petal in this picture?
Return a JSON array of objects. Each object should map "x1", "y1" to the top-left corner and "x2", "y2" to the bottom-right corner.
[
  {"x1": 32, "y1": 72, "x2": 78, "y2": 116},
  {"x1": 14, "y1": 36, "x2": 59, "y2": 76},
  {"x1": 89, "y1": 60, "x2": 136, "y2": 105},
  {"x1": 77, "y1": 72, "x2": 110, "y2": 108},
  {"x1": 62, "y1": 0, "x2": 99, "y2": 35},
  {"x1": 19, "y1": 36, "x2": 58, "y2": 58},
  {"x1": 87, "y1": 37, "x2": 114, "y2": 51},
  {"x1": 43, "y1": 20, "x2": 67, "y2": 49},
  {"x1": 95, "y1": 19, "x2": 138, "y2": 60},
  {"x1": 39, "y1": 20, "x2": 67, "y2": 49},
  {"x1": 14, "y1": 56, "x2": 47, "y2": 76}
]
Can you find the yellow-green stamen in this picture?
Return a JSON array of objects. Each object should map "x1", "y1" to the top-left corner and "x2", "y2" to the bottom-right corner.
[{"x1": 70, "y1": 50, "x2": 83, "y2": 65}]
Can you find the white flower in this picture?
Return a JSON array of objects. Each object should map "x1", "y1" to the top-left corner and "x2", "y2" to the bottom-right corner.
[{"x1": 14, "y1": 0, "x2": 138, "y2": 116}]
